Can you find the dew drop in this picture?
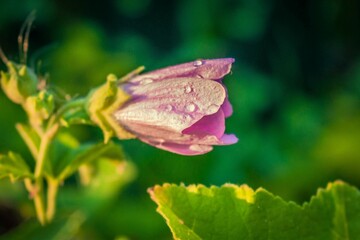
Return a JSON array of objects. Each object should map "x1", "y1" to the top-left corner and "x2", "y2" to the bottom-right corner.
[
  {"x1": 193, "y1": 60, "x2": 204, "y2": 67},
  {"x1": 155, "y1": 138, "x2": 165, "y2": 144},
  {"x1": 207, "y1": 104, "x2": 219, "y2": 113},
  {"x1": 184, "y1": 85, "x2": 192, "y2": 93},
  {"x1": 184, "y1": 114, "x2": 193, "y2": 121},
  {"x1": 140, "y1": 78, "x2": 153, "y2": 85},
  {"x1": 165, "y1": 105, "x2": 173, "y2": 111},
  {"x1": 185, "y1": 103, "x2": 196, "y2": 112}
]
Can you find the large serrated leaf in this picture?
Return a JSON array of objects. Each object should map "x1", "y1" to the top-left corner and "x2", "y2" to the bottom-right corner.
[{"x1": 149, "y1": 181, "x2": 360, "y2": 240}]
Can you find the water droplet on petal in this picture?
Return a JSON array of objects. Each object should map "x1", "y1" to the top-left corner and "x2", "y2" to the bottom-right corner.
[
  {"x1": 207, "y1": 104, "x2": 219, "y2": 113},
  {"x1": 140, "y1": 78, "x2": 153, "y2": 85},
  {"x1": 155, "y1": 138, "x2": 165, "y2": 144},
  {"x1": 165, "y1": 105, "x2": 173, "y2": 111},
  {"x1": 183, "y1": 114, "x2": 193, "y2": 121},
  {"x1": 185, "y1": 103, "x2": 196, "y2": 112},
  {"x1": 193, "y1": 60, "x2": 204, "y2": 67},
  {"x1": 184, "y1": 85, "x2": 192, "y2": 93}
]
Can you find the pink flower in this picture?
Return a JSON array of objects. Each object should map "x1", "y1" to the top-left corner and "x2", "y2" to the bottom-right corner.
[{"x1": 114, "y1": 58, "x2": 238, "y2": 155}]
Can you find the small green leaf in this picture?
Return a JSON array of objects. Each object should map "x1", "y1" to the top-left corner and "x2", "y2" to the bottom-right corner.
[
  {"x1": 0, "y1": 152, "x2": 33, "y2": 181},
  {"x1": 16, "y1": 123, "x2": 41, "y2": 159},
  {"x1": 84, "y1": 158, "x2": 137, "y2": 199},
  {"x1": 149, "y1": 181, "x2": 360, "y2": 240},
  {"x1": 60, "y1": 106, "x2": 92, "y2": 126},
  {"x1": 56, "y1": 141, "x2": 127, "y2": 181},
  {"x1": 56, "y1": 98, "x2": 93, "y2": 127},
  {"x1": 47, "y1": 131, "x2": 80, "y2": 178}
]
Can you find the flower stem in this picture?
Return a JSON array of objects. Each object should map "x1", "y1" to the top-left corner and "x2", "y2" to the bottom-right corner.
[
  {"x1": 23, "y1": 95, "x2": 86, "y2": 224},
  {"x1": 30, "y1": 121, "x2": 59, "y2": 224},
  {"x1": 24, "y1": 178, "x2": 46, "y2": 225},
  {"x1": 33, "y1": 179, "x2": 46, "y2": 225},
  {"x1": 46, "y1": 177, "x2": 59, "y2": 221},
  {"x1": 34, "y1": 124, "x2": 59, "y2": 178}
]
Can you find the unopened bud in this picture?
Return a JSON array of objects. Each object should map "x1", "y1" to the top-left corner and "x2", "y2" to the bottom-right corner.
[{"x1": 1, "y1": 62, "x2": 38, "y2": 104}]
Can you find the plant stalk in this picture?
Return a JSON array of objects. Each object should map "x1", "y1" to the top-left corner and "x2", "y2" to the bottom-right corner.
[
  {"x1": 24, "y1": 178, "x2": 46, "y2": 225},
  {"x1": 46, "y1": 177, "x2": 59, "y2": 221},
  {"x1": 34, "y1": 124, "x2": 59, "y2": 178},
  {"x1": 31, "y1": 121, "x2": 59, "y2": 224}
]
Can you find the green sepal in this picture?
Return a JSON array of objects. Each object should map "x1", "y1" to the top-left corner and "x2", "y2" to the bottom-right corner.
[
  {"x1": 24, "y1": 90, "x2": 55, "y2": 127},
  {"x1": 0, "y1": 61, "x2": 38, "y2": 104},
  {"x1": 86, "y1": 74, "x2": 135, "y2": 143}
]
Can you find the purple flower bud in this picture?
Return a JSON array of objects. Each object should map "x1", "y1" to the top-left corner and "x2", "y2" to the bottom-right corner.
[{"x1": 114, "y1": 58, "x2": 238, "y2": 155}]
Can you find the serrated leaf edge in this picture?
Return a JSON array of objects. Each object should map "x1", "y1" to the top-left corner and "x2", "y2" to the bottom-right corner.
[{"x1": 148, "y1": 181, "x2": 355, "y2": 240}]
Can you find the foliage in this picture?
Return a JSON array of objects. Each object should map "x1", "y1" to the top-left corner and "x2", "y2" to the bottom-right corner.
[
  {"x1": 150, "y1": 181, "x2": 360, "y2": 240},
  {"x1": 0, "y1": 0, "x2": 360, "y2": 239},
  {"x1": 0, "y1": 28, "x2": 133, "y2": 225}
]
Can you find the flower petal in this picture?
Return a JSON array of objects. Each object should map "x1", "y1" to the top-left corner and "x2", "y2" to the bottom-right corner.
[
  {"x1": 115, "y1": 78, "x2": 226, "y2": 132},
  {"x1": 219, "y1": 134, "x2": 238, "y2": 144},
  {"x1": 221, "y1": 96, "x2": 233, "y2": 117},
  {"x1": 139, "y1": 138, "x2": 213, "y2": 155},
  {"x1": 182, "y1": 109, "x2": 225, "y2": 139},
  {"x1": 116, "y1": 118, "x2": 236, "y2": 146},
  {"x1": 112, "y1": 58, "x2": 237, "y2": 155},
  {"x1": 129, "y1": 58, "x2": 235, "y2": 83}
]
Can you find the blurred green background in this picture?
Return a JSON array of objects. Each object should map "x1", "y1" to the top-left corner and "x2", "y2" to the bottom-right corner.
[{"x1": 0, "y1": 0, "x2": 359, "y2": 239}]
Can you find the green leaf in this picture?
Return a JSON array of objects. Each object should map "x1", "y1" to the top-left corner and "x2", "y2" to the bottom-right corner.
[
  {"x1": 47, "y1": 131, "x2": 80, "y2": 178},
  {"x1": 60, "y1": 106, "x2": 92, "y2": 126},
  {"x1": 56, "y1": 153, "x2": 137, "y2": 214},
  {"x1": 149, "y1": 181, "x2": 360, "y2": 240},
  {"x1": 16, "y1": 123, "x2": 41, "y2": 159},
  {"x1": 56, "y1": 141, "x2": 127, "y2": 181},
  {"x1": 57, "y1": 98, "x2": 93, "y2": 127},
  {"x1": 84, "y1": 158, "x2": 137, "y2": 199},
  {"x1": 0, "y1": 152, "x2": 33, "y2": 181}
]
